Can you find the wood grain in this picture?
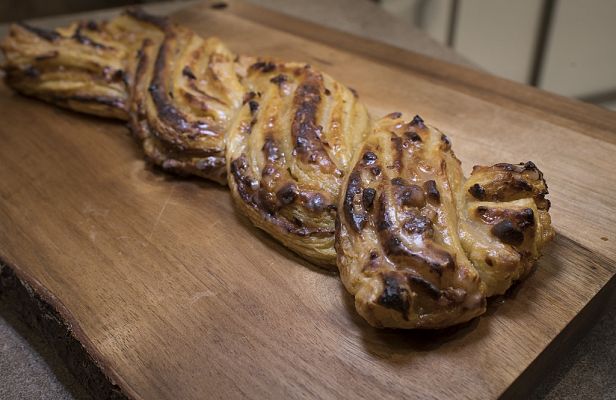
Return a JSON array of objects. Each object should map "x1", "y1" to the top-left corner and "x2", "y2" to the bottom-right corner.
[{"x1": 0, "y1": 1, "x2": 615, "y2": 399}]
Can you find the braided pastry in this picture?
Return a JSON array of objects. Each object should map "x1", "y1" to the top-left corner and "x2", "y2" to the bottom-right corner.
[
  {"x1": 0, "y1": 10, "x2": 554, "y2": 328},
  {"x1": 336, "y1": 114, "x2": 553, "y2": 328},
  {"x1": 226, "y1": 62, "x2": 370, "y2": 265}
]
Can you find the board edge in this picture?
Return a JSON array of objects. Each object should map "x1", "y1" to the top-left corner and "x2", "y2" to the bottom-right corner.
[
  {"x1": 499, "y1": 266, "x2": 616, "y2": 399},
  {"x1": 0, "y1": 259, "x2": 135, "y2": 400}
]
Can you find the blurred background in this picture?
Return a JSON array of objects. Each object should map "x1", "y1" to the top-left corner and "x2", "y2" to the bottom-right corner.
[
  {"x1": 1, "y1": 0, "x2": 615, "y2": 110},
  {"x1": 378, "y1": 0, "x2": 616, "y2": 110}
]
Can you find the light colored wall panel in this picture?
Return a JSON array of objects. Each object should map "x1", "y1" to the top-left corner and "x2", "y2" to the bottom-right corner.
[
  {"x1": 540, "y1": 0, "x2": 616, "y2": 98},
  {"x1": 454, "y1": 0, "x2": 542, "y2": 83},
  {"x1": 381, "y1": 0, "x2": 451, "y2": 44}
]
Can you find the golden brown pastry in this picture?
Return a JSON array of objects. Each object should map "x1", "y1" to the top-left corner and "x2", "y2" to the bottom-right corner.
[
  {"x1": 1, "y1": 18, "x2": 131, "y2": 119},
  {"x1": 1, "y1": 10, "x2": 554, "y2": 328},
  {"x1": 1, "y1": 10, "x2": 370, "y2": 265},
  {"x1": 460, "y1": 161, "x2": 553, "y2": 296},
  {"x1": 336, "y1": 113, "x2": 554, "y2": 328},
  {"x1": 127, "y1": 14, "x2": 247, "y2": 184},
  {"x1": 1, "y1": 10, "x2": 246, "y2": 184},
  {"x1": 226, "y1": 61, "x2": 370, "y2": 266}
]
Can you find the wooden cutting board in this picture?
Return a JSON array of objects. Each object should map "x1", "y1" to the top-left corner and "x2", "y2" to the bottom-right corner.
[{"x1": 1, "y1": 1, "x2": 615, "y2": 399}]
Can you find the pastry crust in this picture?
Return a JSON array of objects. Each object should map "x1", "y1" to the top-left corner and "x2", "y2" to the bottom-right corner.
[
  {"x1": 335, "y1": 114, "x2": 554, "y2": 328},
  {"x1": 1, "y1": 11, "x2": 554, "y2": 328},
  {"x1": 1, "y1": 10, "x2": 245, "y2": 184},
  {"x1": 126, "y1": 15, "x2": 246, "y2": 184},
  {"x1": 460, "y1": 162, "x2": 554, "y2": 296},
  {"x1": 1, "y1": 19, "x2": 131, "y2": 119},
  {"x1": 226, "y1": 61, "x2": 370, "y2": 266}
]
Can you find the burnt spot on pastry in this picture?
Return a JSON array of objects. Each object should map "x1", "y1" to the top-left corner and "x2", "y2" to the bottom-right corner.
[
  {"x1": 125, "y1": 8, "x2": 170, "y2": 29},
  {"x1": 406, "y1": 273, "x2": 441, "y2": 300},
  {"x1": 101, "y1": 67, "x2": 125, "y2": 83},
  {"x1": 343, "y1": 171, "x2": 367, "y2": 232},
  {"x1": 291, "y1": 70, "x2": 335, "y2": 171},
  {"x1": 362, "y1": 151, "x2": 377, "y2": 165},
  {"x1": 149, "y1": 81, "x2": 196, "y2": 134},
  {"x1": 303, "y1": 192, "x2": 328, "y2": 213},
  {"x1": 405, "y1": 131, "x2": 422, "y2": 142},
  {"x1": 376, "y1": 194, "x2": 393, "y2": 231},
  {"x1": 477, "y1": 206, "x2": 535, "y2": 227},
  {"x1": 397, "y1": 184, "x2": 426, "y2": 208},
  {"x1": 363, "y1": 251, "x2": 381, "y2": 272},
  {"x1": 362, "y1": 188, "x2": 376, "y2": 210},
  {"x1": 423, "y1": 244, "x2": 456, "y2": 275},
  {"x1": 261, "y1": 166, "x2": 275, "y2": 176},
  {"x1": 51, "y1": 94, "x2": 126, "y2": 111},
  {"x1": 242, "y1": 91, "x2": 257, "y2": 104},
  {"x1": 384, "y1": 235, "x2": 453, "y2": 275},
  {"x1": 186, "y1": 80, "x2": 227, "y2": 107},
  {"x1": 72, "y1": 27, "x2": 108, "y2": 49},
  {"x1": 257, "y1": 187, "x2": 278, "y2": 215},
  {"x1": 262, "y1": 136, "x2": 281, "y2": 162},
  {"x1": 491, "y1": 220, "x2": 524, "y2": 246},
  {"x1": 477, "y1": 206, "x2": 535, "y2": 246},
  {"x1": 23, "y1": 66, "x2": 40, "y2": 78},
  {"x1": 84, "y1": 20, "x2": 99, "y2": 31},
  {"x1": 469, "y1": 183, "x2": 486, "y2": 200},
  {"x1": 378, "y1": 272, "x2": 410, "y2": 319},
  {"x1": 270, "y1": 74, "x2": 287, "y2": 86},
  {"x1": 276, "y1": 183, "x2": 298, "y2": 205},
  {"x1": 391, "y1": 177, "x2": 408, "y2": 186},
  {"x1": 492, "y1": 161, "x2": 540, "y2": 175},
  {"x1": 150, "y1": 149, "x2": 225, "y2": 179},
  {"x1": 514, "y1": 208, "x2": 536, "y2": 230},
  {"x1": 324, "y1": 88, "x2": 331, "y2": 96},
  {"x1": 134, "y1": 40, "x2": 150, "y2": 79},
  {"x1": 410, "y1": 114, "x2": 425, "y2": 128},
  {"x1": 390, "y1": 134, "x2": 404, "y2": 171},
  {"x1": 376, "y1": 195, "x2": 453, "y2": 275},
  {"x1": 293, "y1": 65, "x2": 309, "y2": 76},
  {"x1": 250, "y1": 61, "x2": 276, "y2": 73},
  {"x1": 34, "y1": 51, "x2": 59, "y2": 61},
  {"x1": 424, "y1": 180, "x2": 440, "y2": 203},
  {"x1": 248, "y1": 100, "x2": 259, "y2": 114},
  {"x1": 230, "y1": 155, "x2": 253, "y2": 203},
  {"x1": 512, "y1": 178, "x2": 533, "y2": 192},
  {"x1": 194, "y1": 156, "x2": 225, "y2": 172},
  {"x1": 386, "y1": 112, "x2": 402, "y2": 119},
  {"x1": 439, "y1": 288, "x2": 468, "y2": 306},
  {"x1": 112, "y1": 69, "x2": 126, "y2": 84},
  {"x1": 440, "y1": 133, "x2": 451, "y2": 150},
  {"x1": 17, "y1": 22, "x2": 60, "y2": 42},
  {"x1": 182, "y1": 66, "x2": 197, "y2": 80},
  {"x1": 402, "y1": 214, "x2": 433, "y2": 236}
]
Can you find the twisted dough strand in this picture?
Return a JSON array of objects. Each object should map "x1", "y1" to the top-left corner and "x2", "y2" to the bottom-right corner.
[
  {"x1": 0, "y1": 10, "x2": 554, "y2": 328},
  {"x1": 336, "y1": 114, "x2": 553, "y2": 328}
]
